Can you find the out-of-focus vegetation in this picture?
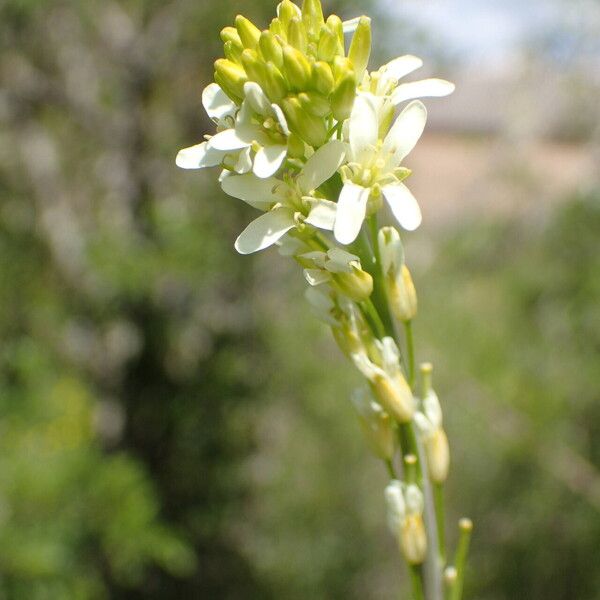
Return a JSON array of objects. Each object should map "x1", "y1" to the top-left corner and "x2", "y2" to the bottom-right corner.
[{"x1": 1, "y1": 0, "x2": 599, "y2": 598}]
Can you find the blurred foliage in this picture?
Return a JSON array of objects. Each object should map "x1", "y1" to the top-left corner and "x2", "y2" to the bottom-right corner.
[{"x1": 1, "y1": 0, "x2": 599, "y2": 598}]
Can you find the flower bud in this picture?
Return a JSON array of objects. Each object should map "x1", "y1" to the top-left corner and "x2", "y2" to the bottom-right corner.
[
  {"x1": 352, "y1": 389, "x2": 396, "y2": 461},
  {"x1": 302, "y1": 0, "x2": 325, "y2": 38},
  {"x1": 317, "y1": 27, "x2": 341, "y2": 63},
  {"x1": 214, "y1": 59, "x2": 248, "y2": 101},
  {"x1": 333, "y1": 265, "x2": 373, "y2": 302},
  {"x1": 288, "y1": 17, "x2": 308, "y2": 53},
  {"x1": 401, "y1": 514, "x2": 428, "y2": 565},
  {"x1": 389, "y1": 265, "x2": 418, "y2": 322},
  {"x1": 425, "y1": 428, "x2": 450, "y2": 483},
  {"x1": 259, "y1": 31, "x2": 284, "y2": 68},
  {"x1": 331, "y1": 70, "x2": 356, "y2": 121},
  {"x1": 282, "y1": 96, "x2": 327, "y2": 147},
  {"x1": 278, "y1": 0, "x2": 301, "y2": 28},
  {"x1": 241, "y1": 49, "x2": 269, "y2": 91},
  {"x1": 220, "y1": 26, "x2": 243, "y2": 49},
  {"x1": 325, "y1": 14, "x2": 344, "y2": 47},
  {"x1": 235, "y1": 15, "x2": 261, "y2": 49},
  {"x1": 298, "y1": 91, "x2": 331, "y2": 117},
  {"x1": 224, "y1": 40, "x2": 243, "y2": 64},
  {"x1": 332, "y1": 56, "x2": 354, "y2": 81},
  {"x1": 369, "y1": 372, "x2": 414, "y2": 424},
  {"x1": 282, "y1": 45, "x2": 312, "y2": 90},
  {"x1": 287, "y1": 132, "x2": 306, "y2": 158},
  {"x1": 269, "y1": 17, "x2": 286, "y2": 39},
  {"x1": 263, "y1": 62, "x2": 288, "y2": 102},
  {"x1": 348, "y1": 16, "x2": 372, "y2": 80},
  {"x1": 311, "y1": 61, "x2": 335, "y2": 96}
]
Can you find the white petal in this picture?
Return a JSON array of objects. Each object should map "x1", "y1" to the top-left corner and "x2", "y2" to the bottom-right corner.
[
  {"x1": 342, "y1": 17, "x2": 361, "y2": 34},
  {"x1": 382, "y1": 183, "x2": 422, "y2": 231},
  {"x1": 253, "y1": 144, "x2": 287, "y2": 178},
  {"x1": 304, "y1": 268, "x2": 331, "y2": 286},
  {"x1": 326, "y1": 248, "x2": 360, "y2": 273},
  {"x1": 391, "y1": 79, "x2": 456, "y2": 105},
  {"x1": 244, "y1": 82, "x2": 271, "y2": 116},
  {"x1": 383, "y1": 100, "x2": 427, "y2": 163},
  {"x1": 304, "y1": 199, "x2": 337, "y2": 230},
  {"x1": 202, "y1": 83, "x2": 236, "y2": 121},
  {"x1": 334, "y1": 183, "x2": 370, "y2": 245},
  {"x1": 234, "y1": 208, "x2": 296, "y2": 254},
  {"x1": 349, "y1": 95, "x2": 379, "y2": 160},
  {"x1": 221, "y1": 173, "x2": 279, "y2": 209},
  {"x1": 271, "y1": 103, "x2": 290, "y2": 136},
  {"x1": 382, "y1": 55, "x2": 423, "y2": 81},
  {"x1": 298, "y1": 140, "x2": 346, "y2": 192},
  {"x1": 209, "y1": 128, "x2": 252, "y2": 151},
  {"x1": 175, "y1": 142, "x2": 223, "y2": 169},
  {"x1": 234, "y1": 146, "x2": 253, "y2": 173}
]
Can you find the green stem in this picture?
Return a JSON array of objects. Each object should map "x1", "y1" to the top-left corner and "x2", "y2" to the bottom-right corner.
[
  {"x1": 360, "y1": 299, "x2": 386, "y2": 339},
  {"x1": 404, "y1": 320, "x2": 416, "y2": 388},
  {"x1": 450, "y1": 519, "x2": 473, "y2": 600},
  {"x1": 385, "y1": 459, "x2": 397, "y2": 479},
  {"x1": 434, "y1": 484, "x2": 447, "y2": 566},
  {"x1": 409, "y1": 564, "x2": 426, "y2": 600}
]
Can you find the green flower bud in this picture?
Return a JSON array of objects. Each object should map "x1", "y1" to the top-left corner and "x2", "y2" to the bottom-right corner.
[
  {"x1": 263, "y1": 62, "x2": 288, "y2": 102},
  {"x1": 348, "y1": 16, "x2": 372, "y2": 80},
  {"x1": 235, "y1": 15, "x2": 261, "y2": 49},
  {"x1": 278, "y1": 0, "x2": 301, "y2": 29},
  {"x1": 224, "y1": 40, "x2": 243, "y2": 65},
  {"x1": 259, "y1": 31, "x2": 283, "y2": 68},
  {"x1": 317, "y1": 27, "x2": 341, "y2": 63},
  {"x1": 302, "y1": 0, "x2": 325, "y2": 38},
  {"x1": 282, "y1": 45, "x2": 312, "y2": 90},
  {"x1": 287, "y1": 133, "x2": 306, "y2": 159},
  {"x1": 220, "y1": 26, "x2": 243, "y2": 49},
  {"x1": 333, "y1": 266, "x2": 373, "y2": 302},
  {"x1": 282, "y1": 96, "x2": 327, "y2": 147},
  {"x1": 389, "y1": 265, "x2": 417, "y2": 322},
  {"x1": 241, "y1": 49, "x2": 268, "y2": 90},
  {"x1": 288, "y1": 17, "x2": 308, "y2": 53},
  {"x1": 331, "y1": 70, "x2": 356, "y2": 121},
  {"x1": 269, "y1": 17, "x2": 286, "y2": 39},
  {"x1": 332, "y1": 56, "x2": 354, "y2": 81},
  {"x1": 298, "y1": 91, "x2": 331, "y2": 117},
  {"x1": 311, "y1": 61, "x2": 335, "y2": 96},
  {"x1": 325, "y1": 14, "x2": 344, "y2": 47},
  {"x1": 401, "y1": 515, "x2": 428, "y2": 565},
  {"x1": 214, "y1": 59, "x2": 248, "y2": 101}
]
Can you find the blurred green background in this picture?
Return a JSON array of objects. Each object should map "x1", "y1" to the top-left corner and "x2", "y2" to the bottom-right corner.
[{"x1": 1, "y1": 0, "x2": 599, "y2": 598}]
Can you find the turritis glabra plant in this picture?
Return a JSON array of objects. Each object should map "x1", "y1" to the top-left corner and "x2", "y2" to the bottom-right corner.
[{"x1": 177, "y1": 1, "x2": 472, "y2": 598}]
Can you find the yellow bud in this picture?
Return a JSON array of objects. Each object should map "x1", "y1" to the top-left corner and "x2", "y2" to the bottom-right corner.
[
  {"x1": 263, "y1": 62, "x2": 288, "y2": 102},
  {"x1": 426, "y1": 428, "x2": 450, "y2": 484},
  {"x1": 370, "y1": 373, "x2": 414, "y2": 424},
  {"x1": 241, "y1": 49, "x2": 269, "y2": 90},
  {"x1": 235, "y1": 15, "x2": 261, "y2": 49},
  {"x1": 348, "y1": 16, "x2": 372, "y2": 80},
  {"x1": 288, "y1": 17, "x2": 308, "y2": 53},
  {"x1": 259, "y1": 31, "x2": 284, "y2": 68},
  {"x1": 224, "y1": 40, "x2": 243, "y2": 64},
  {"x1": 311, "y1": 61, "x2": 335, "y2": 96},
  {"x1": 317, "y1": 27, "x2": 341, "y2": 63},
  {"x1": 332, "y1": 56, "x2": 354, "y2": 81},
  {"x1": 298, "y1": 91, "x2": 331, "y2": 117},
  {"x1": 282, "y1": 45, "x2": 312, "y2": 90},
  {"x1": 214, "y1": 59, "x2": 248, "y2": 101},
  {"x1": 401, "y1": 515, "x2": 428, "y2": 565},
  {"x1": 301, "y1": 0, "x2": 324, "y2": 38},
  {"x1": 325, "y1": 14, "x2": 344, "y2": 47},
  {"x1": 220, "y1": 26, "x2": 243, "y2": 49},
  {"x1": 270, "y1": 17, "x2": 286, "y2": 39},
  {"x1": 333, "y1": 266, "x2": 373, "y2": 302},
  {"x1": 287, "y1": 133, "x2": 306, "y2": 159},
  {"x1": 332, "y1": 325, "x2": 363, "y2": 357},
  {"x1": 278, "y1": 0, "x2": 301, "y2": 29},
  {"x1": 331, "y1": 70, "x2": 357, "y2": 121},
  {"x1": 389, "y1": 265, "x2": 417, "y2": 322}
]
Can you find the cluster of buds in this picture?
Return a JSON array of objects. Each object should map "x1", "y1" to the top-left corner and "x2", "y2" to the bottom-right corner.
[{"x1": 176, "y1": 0, "x2": 468, "y2": 594}]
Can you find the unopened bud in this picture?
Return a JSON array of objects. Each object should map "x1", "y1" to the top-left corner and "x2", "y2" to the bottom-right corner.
[
  {"x1": 391, "y1": 265, "x2": 418, "y2": 322},
  {"x1": 263, "y1": 62, "x2": 288, "y2": 102},
  {"x1": 370, "y1": 373, "x2": 414, "y2": 424},
  {"x1": 302, "y1": 0, "x2": 325, "y2": 38},
  {"x1": 214, "y1": 59, "x2": 248, "y2": 101},
  {"x1": 352, "y1": 389, "x2": 396, "y2": 461},
  {"x1": 401, "y1": 514, "x2": 428, "y2": 565},
  {"x1": 298, "y1": 91, "x2": 331, "y2": 117},
  {"x1": 220, "y1": 26, "x2": 243, "y2": 49},
  {"x1": 235, "y1": 15, "x2": 261, "y2": 49},
  {"x1": 224, "y1": 40, "x2": 243, "y2": 64},
  {"x1": 241, "y1": 49, "x2": 269, "y2": 91},
  {"x1": 348, "y1": 16, "x2": 372, "y2": 80},
  {"x1": 270, "y1": 17, "x2": 286, "y2": 38},
  {"x1": 333, "y1": 265, "x2": 373, "y2": 302},
  {"x1": 287, "y1": 132, "x2": 306, "y2": 158},
  {"x1": 325, "y1": 15, "x2": 344, "y2": 47},
  {"x1": 282, "y1": 96, "x2": 327, "y2": 147},
  {"x1": 278, "y1": 0, "x2": 301, "y2": 29},
  {"x1": 259, "y1": 31, "x2": 284, "y2": 67},
  {"x1": 332, "y1": 56, "x2": 354, "y2": 81},
  {"x1": 426, "y1": 428, "x2": 450, "y2": 483},
  {"x1": 288, "y1": 17, "x2": 308, "y2": 53},
  {"x1": 317, "y1": 27, "x2": 342, "y2": 63},
  {"x1": 282, "y1": 45, "x2": 312, "y2": 90},
  {"x1": 311, "y1": 61, "x2": 335, "y2": 95},
  {"x1": 331, "y1": 70, "x2": 357, "y2": 121}
]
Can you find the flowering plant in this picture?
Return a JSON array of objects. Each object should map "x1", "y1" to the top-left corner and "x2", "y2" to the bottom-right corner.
[{"x1": 177, "y1": 2, "x2": 472, "y2": 598}]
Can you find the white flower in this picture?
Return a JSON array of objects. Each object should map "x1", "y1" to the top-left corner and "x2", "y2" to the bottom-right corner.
[
  {"x1": 176, "y1": 83, "x2": 241, "y2": 170},
  {"x1": 220, "y1": 140, "x2": 346, "y2": 254},
  {"x1": 334, "y1": 95, "x2": 427, "y2": 244}
]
